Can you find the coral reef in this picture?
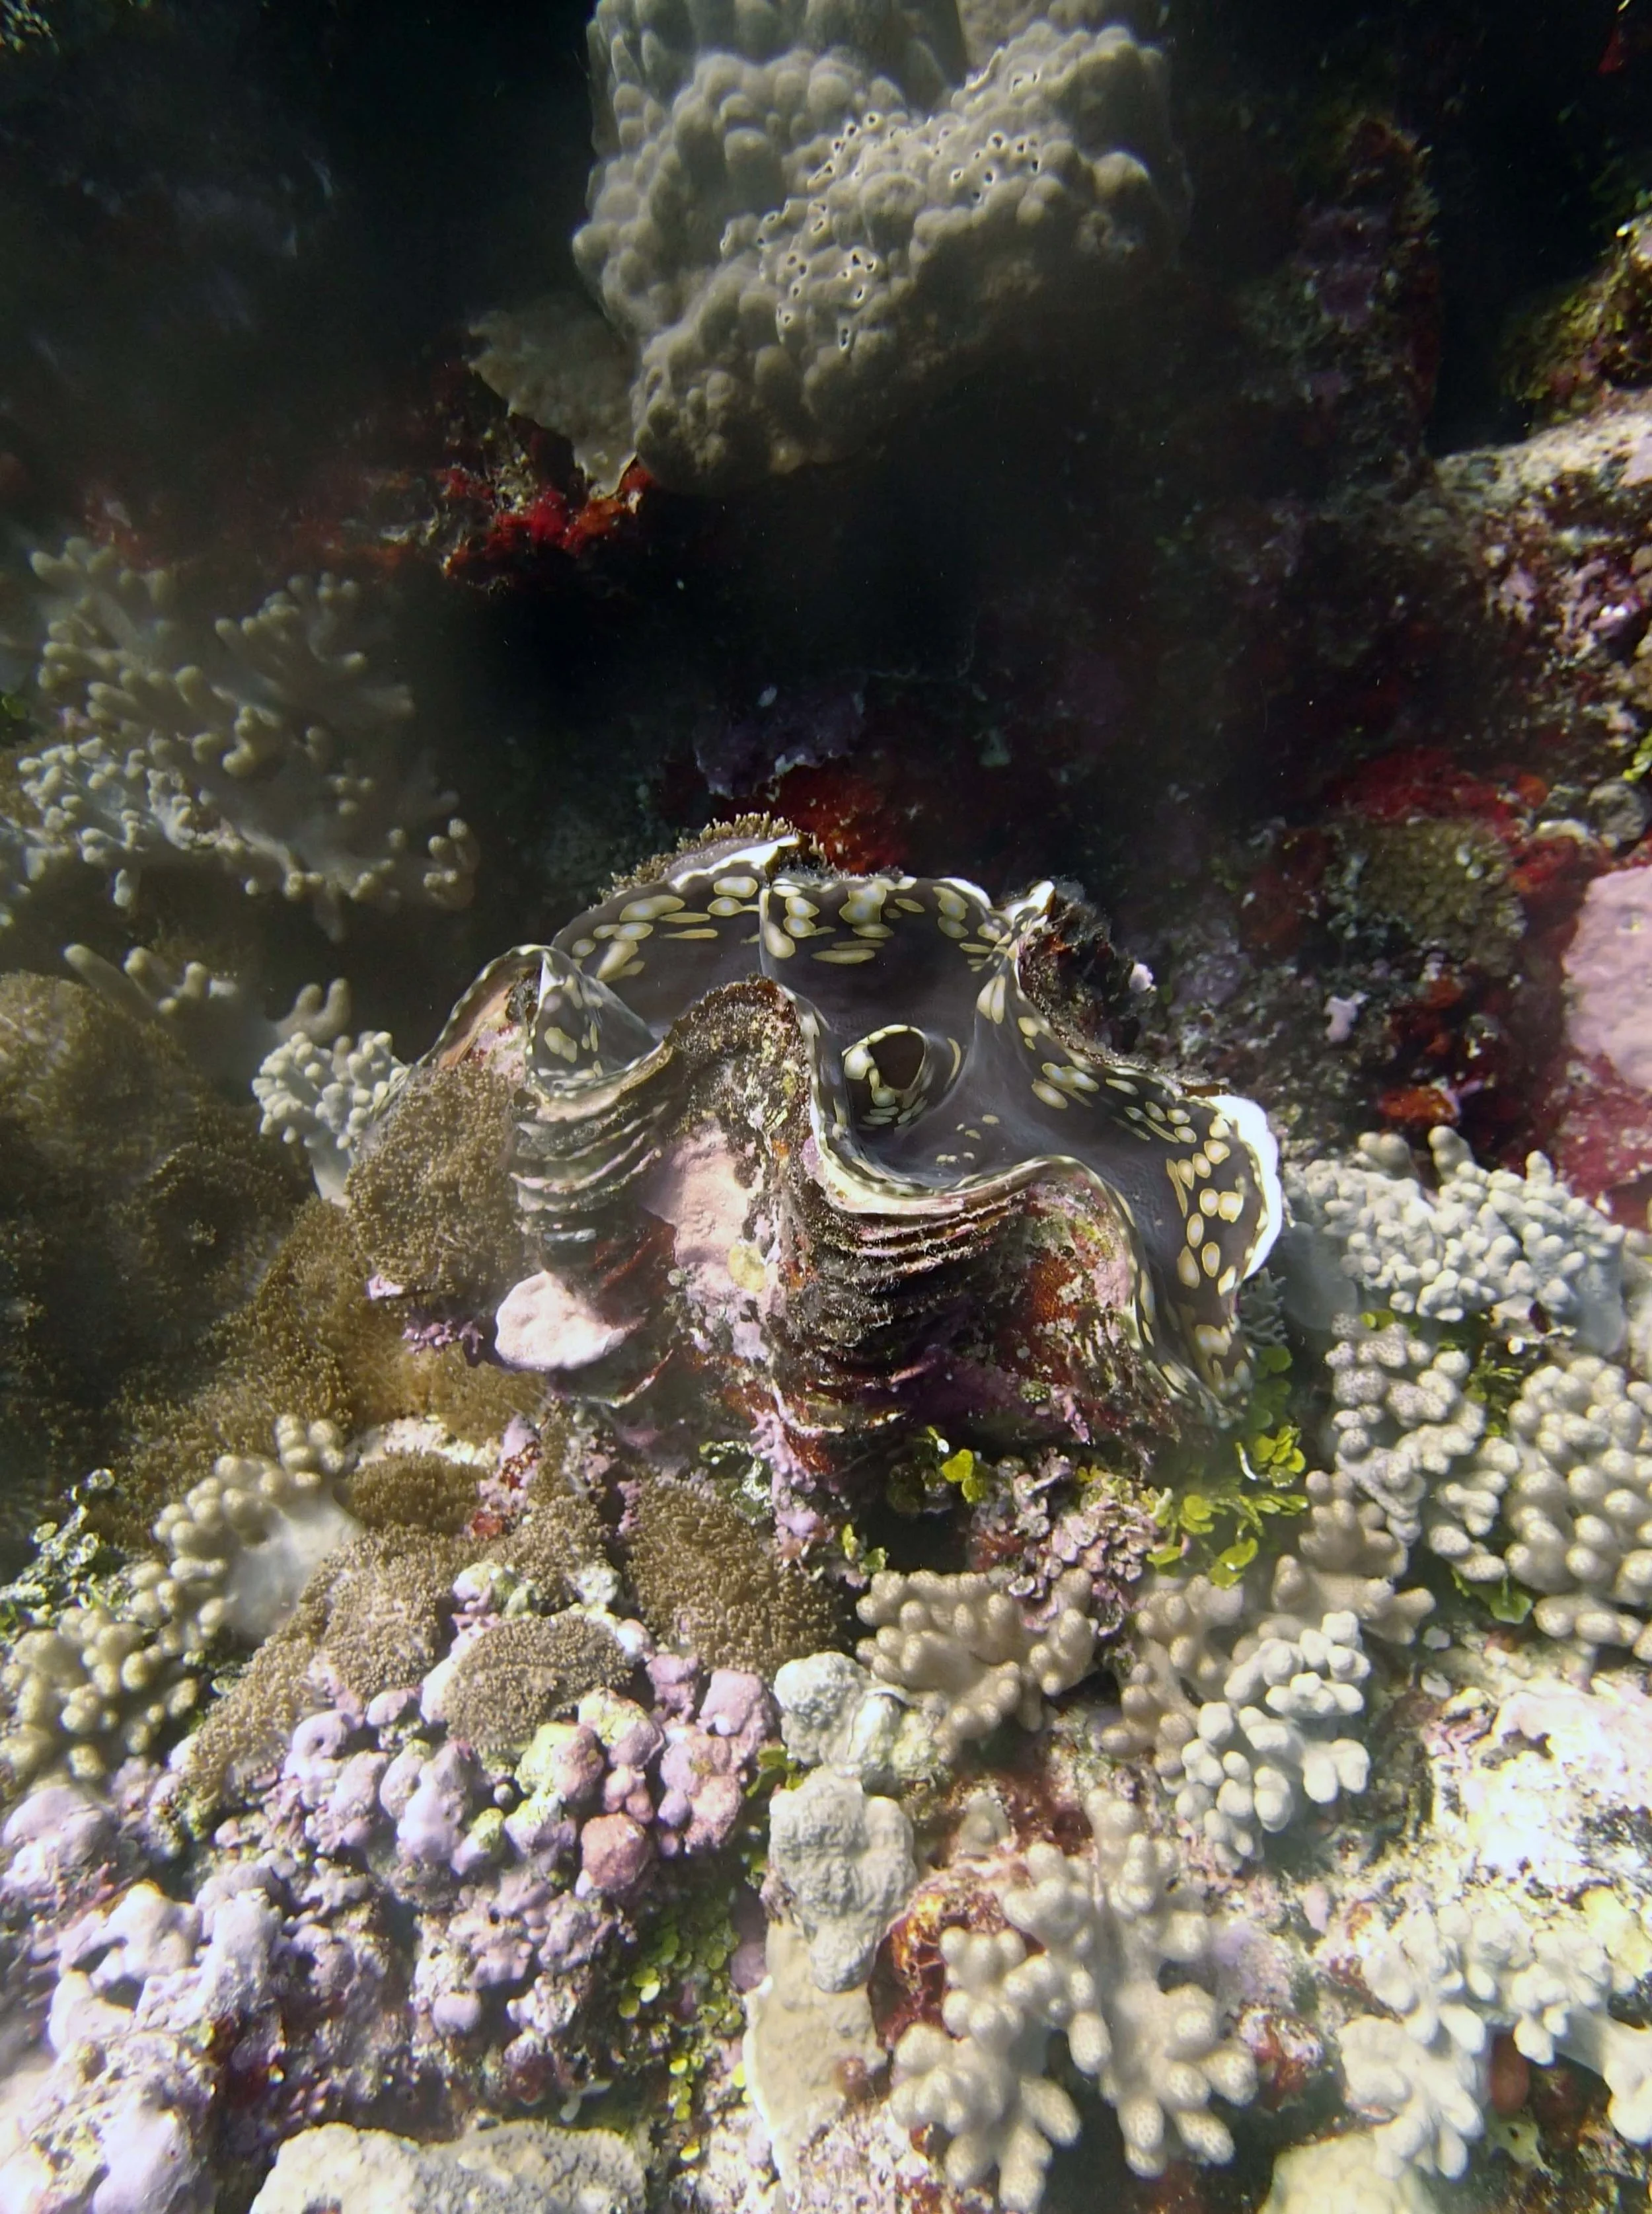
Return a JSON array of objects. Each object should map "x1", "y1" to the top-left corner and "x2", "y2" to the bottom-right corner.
[
  {"x1": 0, "y1": 972, "x2": 303, "y2": 1547},
  {"x1": 739, "y1": 1917, "x2": 882, "y2": 2194},
  {"x1": 489, "y1": 0, "x2": 1187, "y2": 490},
  {"x1": 889, "y1": 1792, "x2": 1257, "y2": 2201},
  {"x1": 11, "y1": 845, "x2": 1652, "y2": 2213},
  {"x1": 1567, "y1": 866, "x2": 1652, "y2": 1094},
  {"x1": 0, "y1": 1438, "x2": 776, "y2": 2205},
  {"x1": 11, "y1": 6, "x2": 1652, "y2": 2206},
  {"x1": 1323, "y1": 1321, "x2": 1486, "y2": 1545},
  {"x1": 1, "y1": 541, "x2": 477, "y2": 939},
  {"x1": 1505, "y1": 211, "x2": 1652, "y2": 422},
  {"x1": 772, "y1": 1648, "x2": 938, "y2": 1785},
  {"x1": 254, "y1": 1026, "x2": 405, "y2": 1202},
  {"x1": 1, "y1": 1867, "x2": 291, "y2": 2214},
  {"x1": 470, "y1": 298, "x2": 640, "y2": 499},
  {"x1": 855, "y1": 1564, "x2": 1097, "y2": 1757},
  {"x1": 5, "y1": 1087, "x2": 1652, "y2": 2214}
]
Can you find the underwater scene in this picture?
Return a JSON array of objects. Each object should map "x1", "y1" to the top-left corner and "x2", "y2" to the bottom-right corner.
[{"x1": 2, "y1": 0, "x2": 1652, "y2": 2208}]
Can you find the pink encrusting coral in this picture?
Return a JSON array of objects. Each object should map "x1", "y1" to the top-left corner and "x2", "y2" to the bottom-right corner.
[
  {"x1": 1567, "y1": 863, "x2": 1652, "y2": 1092},
  {"x1": 1551, "y1": 860, "x2": 1652, "y2": 1211}
]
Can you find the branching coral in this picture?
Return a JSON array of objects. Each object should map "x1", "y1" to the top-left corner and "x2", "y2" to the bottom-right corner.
[
  {"x1": 1324, "y1": 1320, "x2": 1485, "y2": 1543},
  {"x1": 0, "y1": 1416, "x2": 360, "y2": 1784},
  {"x1": 141, "y1": 1416, "x2": 359, "y2": 1649},
  {"x1": 1270, "y1": 1469, "x2": 1435, "y2": 1642},
  {"x1": 889, "y1": 1793, "x2": 1256, "y2": 2204},
  {"x1": 1289, "y1": 1127, "x2": 1626, "y2": 1349},
  {"x1": 1275, "y1": 1133, "x2": 1638, "y2": 1603},
  {"x1": 1335, "y1": 1893, "x2": 1652, "y2": 2180},
  {"x1": 855, "y1": 1565, "x2": 1096, "y2": 1759},
  {"x1": 4, "y1": 538, "x2": 478, "y2": 938},
  {"x1": 1174, "y1": 1610, "x2": 1371, "y2": 1856},
  {"x1": 1101, "y1": 1472, "x2": 1430, "y2": 1862},
  {"x1": 1425, "y1": 1347, "x2": 1652, "y2": 1658}
]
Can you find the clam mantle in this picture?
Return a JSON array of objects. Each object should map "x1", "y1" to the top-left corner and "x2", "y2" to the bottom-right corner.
[{"x1": 357, "y1": 829, "x2": 1282, "y2": 1476}]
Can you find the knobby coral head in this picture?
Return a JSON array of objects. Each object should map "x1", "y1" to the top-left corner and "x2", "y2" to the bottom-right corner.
[{"x1": 356, "y1": 825, "x2": 1282, "y2": 1480}]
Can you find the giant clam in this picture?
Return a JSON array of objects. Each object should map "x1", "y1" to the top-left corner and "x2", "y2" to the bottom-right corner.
[{"x1": 353, "y1": 828, "x2": 1282, "y2": 1480}]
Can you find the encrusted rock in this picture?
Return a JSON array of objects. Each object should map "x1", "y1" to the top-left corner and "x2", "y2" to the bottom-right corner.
[
  {"x1": 248, "y1": 2120, "x2": 645, "y2": 2214},
  {"x1": 767, "y1": 1766, "x2": 917, "y2": 1991}
]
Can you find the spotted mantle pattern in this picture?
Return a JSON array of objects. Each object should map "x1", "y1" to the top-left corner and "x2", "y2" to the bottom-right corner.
[{"x1": 436, "y1": 833, "x2": 1281, "y2": 1402}]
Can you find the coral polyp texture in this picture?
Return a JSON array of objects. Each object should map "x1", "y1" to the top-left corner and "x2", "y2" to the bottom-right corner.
[
  {"x1": 855, "y1": 1563, "x2": 1098, "y2": 1756},
  {"x1": 889, "y1": 1792, "x2": 1257, "y2": 2199},
  {"x1": 1427, "y1": 1349, "x2": 1652, "y2": 1658},
  {"x1": 479, "y1": 0, "x2": 1187, "y2": 488},
  {"x1": 254, "y1": 1024, "x2": 406, "y2": 1201},
  {"x1": 1, "y1": 539, "x2": 478, "y2": 939},
  {"x1": 364, "y1": 827, "x2": 1281, "y2": 1495},
  {"x1": 0, "y1": 971, "x2": 305, "y2": 1545}
]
